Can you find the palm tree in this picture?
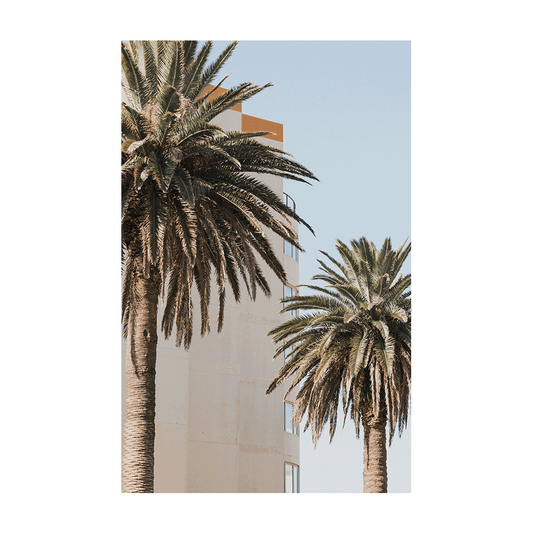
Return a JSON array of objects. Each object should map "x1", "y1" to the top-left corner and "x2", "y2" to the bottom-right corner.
[
  {"x1": 121, "y1": 41, "x2": 317, "y2": 492},
  {"x1": 267, "y1": 237, "x2": 410, "y2": 493}
]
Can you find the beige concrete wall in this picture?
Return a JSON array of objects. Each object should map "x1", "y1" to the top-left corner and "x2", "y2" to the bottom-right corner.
[
  {"x1": 151, "y1": 260, "x2": 299, "y2": 492},
  {"x1": 122, "y1": 90, "x2": 300, "y2": 492}
]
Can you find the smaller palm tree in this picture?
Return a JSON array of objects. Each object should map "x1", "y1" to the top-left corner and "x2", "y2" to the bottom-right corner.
[{"x1": 267, "y1": 237, "x2": 411, "y2": 492}]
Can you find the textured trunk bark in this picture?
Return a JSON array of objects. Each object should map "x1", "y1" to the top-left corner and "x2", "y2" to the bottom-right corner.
[
  {"x1": 122, "y1": 263, "x2": 160, "y2": 493},
  {"x1": 362, "y1": 401, "x2": 388, "y2": 493}
]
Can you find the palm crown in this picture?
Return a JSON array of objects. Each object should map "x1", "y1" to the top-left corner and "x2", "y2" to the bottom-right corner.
[
  {"x1": 121, "y1": 41, "x2": 317, "y2": 348},
  {"x1": 267, "y1": 237, "x2": 411, "y2": 446}
]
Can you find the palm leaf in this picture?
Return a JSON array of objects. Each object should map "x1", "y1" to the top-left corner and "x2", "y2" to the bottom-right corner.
[
  {"x1": 149, "y1": 152, "x2": 174, "y2": 193},
  {"x1": 182, "y1": 41, "x2": 213, "y2": 98},
  {"x1": 121, "y1": 42, "x2": 149, "y2": 110},
  {"x1": 199, "y1": 41, "x2": 238, "y2": 89}
]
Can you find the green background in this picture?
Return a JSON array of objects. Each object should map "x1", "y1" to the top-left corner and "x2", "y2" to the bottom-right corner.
[{"x1": 2, "y1": 0, "x2": 531, "y2": 532}]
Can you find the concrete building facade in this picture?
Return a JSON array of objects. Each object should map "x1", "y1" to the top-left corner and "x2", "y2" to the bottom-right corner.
[{"x1": 122, "y1": 87, "x2": 301, "y2": 492}]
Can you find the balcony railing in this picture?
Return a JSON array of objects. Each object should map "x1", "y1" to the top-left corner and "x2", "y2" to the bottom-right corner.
[{"x1": 283, "y1": 192, "x2": 296, "y2": 212}]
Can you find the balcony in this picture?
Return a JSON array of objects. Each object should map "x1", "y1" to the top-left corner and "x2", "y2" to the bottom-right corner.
[{"x1": 283, "y1": 192, "x2": 296, "y2": 212}]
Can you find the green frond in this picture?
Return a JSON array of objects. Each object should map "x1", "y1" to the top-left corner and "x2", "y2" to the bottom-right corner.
[
  {"x1": 155, "y1": 41, "x2": 177, "y2": 90},
  {"x1": 198, "y1": 41, "x2": 238, "y2": 91},
  {"x1": 349, "y1": 329, "x2": 369, "y2": 378},
  {"x1": 369, "y1": 325, "x2": 392, "y2": 377},
  {"x1": 316, "y1": 251, "x2": 349, "y2": 281},
  {"x1": 376, "y1": 237, "x2": 392, "y2": 267},
  {"x1": 122, "y1": 175, "x2": 136, "y2": 221},
  {"x1": 281, "y1": 293, "x2": 343, "y2": 315},
  {"x1": 207, "y1": 168, "x2": 313, "y2": 236},
  {"x1": 170, "y1": 165, "x2": 195, "y2": 206},
  {"x1": 121, "y1": 104, "x2": 149, "y2": 140},
  {"x1": 133, "y1": 158, "x2": 149, "y2": 191},
  {"x1": 217, "y1": 130, "x2": 275, "y2": 142},
  {"x1": 148, "y1": 152, "x2": 174, "y2": 193},
  {"x1": 141, "y1": 41, "x2": 158, "y2": 96},
  {"x1": 193, "y1": 82, "x2": 273, "y2": 124},
  {"x1": 192, "y1": 144, "x2": 243, "y2": 170},
  {"x1": 234, "y1": 220, "x2": 286, "y2": 286},
  {"x1": 121, "y1": 42, "x2": 150, "y2": 110},
  {"x1": 165, "y1": 41, "x2": 185, "y2": 91},
  {"x1": 217, "y1": 134, "x2": 317, "y2": 184},
  {"x1": 193, "y1": 246, "x2": 212, "y2": 337},
  {"x1": 388, "y1": 273, "x2": 411, "y2": 298},
  {"x1": 217, "y1": 286, "x2": 226, "y2": 333},
  {"x1": 174, "y1": 121, "x2": 224, "y2": 149},
  {"x1": 181, "y1": 41, "x2": 198, "y2": 67},
  {"x1": 156, "y1": 84, "x2": 182, "y2": 117},
  {"x1": 383, "y1": 302, "x2": 408, "y2": 323},
  {"x1": 300, "y1": 284, "x2": 353, "y2": 306},
  {"x1": 183, "y1": 41, "x2": 213, "y2": 98},
  {"x1": 314, "y1": 338, "x2": 339, "y2": 381}
]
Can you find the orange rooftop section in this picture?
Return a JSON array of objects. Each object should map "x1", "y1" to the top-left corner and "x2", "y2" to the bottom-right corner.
[{"x1": 202, "y1": 85, "x2": 283, "y2": 142}]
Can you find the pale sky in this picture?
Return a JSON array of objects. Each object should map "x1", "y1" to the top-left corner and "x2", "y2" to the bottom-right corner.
[{"x1": 208, "y1": 40, "x2": 411, "y2": 492}]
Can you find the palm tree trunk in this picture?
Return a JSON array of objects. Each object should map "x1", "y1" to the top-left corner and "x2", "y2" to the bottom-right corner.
[
  {"x1": 362, "y1": 401, "x2": 388, "y2": 493},
  {"x1": 122, "y1": 262, "x2": 160, "y2": 493}
]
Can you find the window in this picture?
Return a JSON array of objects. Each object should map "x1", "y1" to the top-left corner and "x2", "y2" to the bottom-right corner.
[
  {"x1": 284, "y1": 463, "x2": 300, "y2": 493},
  {"x1": 283, "y1": 239, "x2": 299, "y2": 262},
  {"x1": 283, "y1": 192, "x2": 296, "y2": 212},
  {"x1": 283, "y1": 285, "x2": 299, "y2": 317},
  {"x1": 284, "y1": 401, "x2": 299, "y2": 435},
  {"x1": 284, "y1": 345, "x2": 293, "y2": 362}
]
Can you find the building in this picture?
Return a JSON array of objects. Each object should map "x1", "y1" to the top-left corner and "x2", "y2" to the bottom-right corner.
[{"x1": 121, "y1": 86, "x2": 301, "y2": 492}]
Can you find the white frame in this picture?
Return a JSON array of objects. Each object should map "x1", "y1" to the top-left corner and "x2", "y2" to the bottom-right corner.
[{"x1": 101, "y1": 19, "x2": 431, "y2": 514}]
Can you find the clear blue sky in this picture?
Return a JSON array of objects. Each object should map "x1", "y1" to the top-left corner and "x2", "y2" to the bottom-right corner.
[{"x1": 209, "y1": 40, "x2": 411, "y2": 492}]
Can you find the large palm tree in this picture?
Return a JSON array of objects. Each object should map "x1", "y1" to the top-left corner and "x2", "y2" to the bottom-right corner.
[
  {"x1": 267, "y1": 237, "x2": 410, "y2": 493},
  {"x1": 121, "y1": 41, "x2": 317, "y2": 492}
]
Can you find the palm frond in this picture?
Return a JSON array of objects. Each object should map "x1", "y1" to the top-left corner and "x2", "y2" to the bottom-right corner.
[
  {"x1": 121, "y1": 42, "x2": 150, "y2": 110},
  {"x1": 141, "y1": 41, "x2": 159, "y2": 97},
  {"x1": 182, "y1": 41, "x2": 213, "y2": 98},
  {"x1": 199, "y1": 41, "x2": 238, "y2": 90}
]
